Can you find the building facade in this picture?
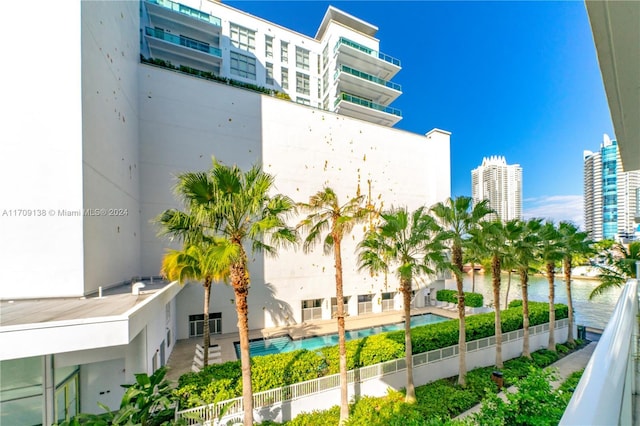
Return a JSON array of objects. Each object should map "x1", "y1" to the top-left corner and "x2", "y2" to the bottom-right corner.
[
  {"x1": 471, "y1": 156, "x2": 522, "y2": 222},
  {"x1": 583, "y1": 134, "x2": 640, "y2": 242},
  {"x1": 141, "y1": 0, "x2": 403, "y2": 127},
  {"x1": 0, "y1": 1, "x2": 450, "y2": 424}
]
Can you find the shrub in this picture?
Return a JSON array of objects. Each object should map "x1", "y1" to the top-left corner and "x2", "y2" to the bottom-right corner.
[
  {"x1": 436, "y1": 290, "x2": 483, "y2": 307},
  {"x1": 176, "y1": 302, "x2": 568, "y2": 408},
  {"x1": 470, "y1": 366, "x2": 567, "y2": 426},
  {"x1": 531, "y1": 349, "x2": 559, "y2": 368},
  {"x1": 508, "y1": 299, "x2": 523, "y2": 308}
]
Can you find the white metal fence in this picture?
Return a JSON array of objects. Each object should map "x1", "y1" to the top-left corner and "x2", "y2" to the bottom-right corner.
[{"x1": 175, "y1": 318, "x2": 568, "y2": 425}]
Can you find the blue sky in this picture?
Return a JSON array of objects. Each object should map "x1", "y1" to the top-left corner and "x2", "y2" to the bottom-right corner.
[{"x1": 227, "y1": 0, "x2": 615, "y2": 228}]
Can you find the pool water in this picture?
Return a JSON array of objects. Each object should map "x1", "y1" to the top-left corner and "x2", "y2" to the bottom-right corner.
[{"x1": 234, "y1": 313, "x2": 449, "y2": 358}]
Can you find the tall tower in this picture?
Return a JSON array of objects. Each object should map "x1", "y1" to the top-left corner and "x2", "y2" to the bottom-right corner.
[
  {"x1": 471, "y1": 156, "x2": 522, "y2": 222},
  {"x1": 583, "y1": 134, "x2": 640, "y2": 241}
]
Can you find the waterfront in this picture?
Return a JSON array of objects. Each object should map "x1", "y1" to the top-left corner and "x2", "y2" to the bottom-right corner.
[{"x1": 448, "y1": 273, "x2": 621, "y2": 330}]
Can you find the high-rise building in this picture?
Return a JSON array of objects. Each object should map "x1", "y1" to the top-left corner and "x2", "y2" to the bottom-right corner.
[
  {"x1": 141, "y1": 0, "x2": 403, "y2": 127},
  {"x1": 1, "y1": 1, "x2": 450, "y2": 423},
  {"x1": 471, "y1": 156, "x2": 522, "y2": 222},
  {"x1": 583, "y1": 134, "x2": 640, "y2": 241}
]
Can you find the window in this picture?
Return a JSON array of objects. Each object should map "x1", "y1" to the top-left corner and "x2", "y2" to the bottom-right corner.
[
  {"x1": 281, "y1": 41, "x2": 289, "y2": 62},
  {"x1": 230, "y1": 51, "x2": 256, "y2": 79},
  {"x1": 296, "y1": 97, "x2": 310, "y2": 105},
  {"x1": 322, "y1": 44, "x2": 329, "y2": 70},
  {"x1": 296, "y1": 72, "x2": 310, "y2": 95},
  {"x1": 54, "y1": 370, "x2": 79, "y2": 423},
  {"x1": 265, "y1": 35, "x2": 273, "y2": 58},
  {"x1": 281, "y1": 67, "x2": 289, "y2": 90},
  {"x1": 296, "y1": 46, "x2": 309, "y2": 70},
  {"x1": 358, "y1": 294, "x2": 373, "y2": 314},
  {"x1": 301, "y1": 299, "x2": 322, "y2": 321},
  {"x1": 180, "y1": 34, "x2": 209, "y2": 53},
  {"x1": 381, "y1": 292, "x2": 396, "y2": 312},
  {"x1": 189, "y1": 313, "x2": 222, "y2": 337},
  {"x1": 331, "y1": 296, "x2": 350, "y2": 317},
  {"x1": 322, "y1": 70, "x2": 329, "y2": 95},
  {"x1": 266, "y1": 63, "x2": 274, "y2": 85},
  {"x1": 230, "y1": 23, "x2": 255, "y2": 52}
]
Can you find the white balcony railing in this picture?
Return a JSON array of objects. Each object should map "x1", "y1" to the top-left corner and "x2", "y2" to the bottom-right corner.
[{"x1": 560, "y1": 264, "x2": 639, "y2": 425}]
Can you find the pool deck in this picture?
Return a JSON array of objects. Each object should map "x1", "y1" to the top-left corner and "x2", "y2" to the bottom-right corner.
[{"x1": 165, "y1": 306, "x2": 459, "y2": 382}]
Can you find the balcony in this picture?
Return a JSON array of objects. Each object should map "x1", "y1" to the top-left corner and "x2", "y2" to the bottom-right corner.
[
  {"x1": 334, "y1": 92, "x2": 402, "y2": 127},
  {"x1": 559, "y1": 269, "x2": 639, "y2": 425},
  {"x1": 144, "y1": 27, "x2": 222, "y2": 73},
  {"x1": 145, "y1": 0, "x2": 221, "y2": 35},
  {"x1": 334, "y1": 65, "x2": 401, "y2": 105},
  {"x1": 334, "y1": 37, "x2": 401, "y2": 81}
]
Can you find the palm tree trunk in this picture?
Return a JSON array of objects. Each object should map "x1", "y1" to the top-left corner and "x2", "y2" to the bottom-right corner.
[
  {"x1": 492, "y1": 256, "x2": 503, "y2": 368},
  {"x1": 402, "y1": 278, "x2": 416, "y2": 402},
  {"x1": 547, "y1": 262, "x2": 556, "y2": 351},
  {"x1": 471, "y1": 262, "x2": 476, "y2": 293},
  {"x1": 334, "y1": 238, "x2": 349, "y2": 424},
  {"x1": 203, "y1": 278, "x2": 212, "y2": 367},
  {"x1": 231, "y1": 251, "x2": 254, "y2": 426},
  {"x1": 520, "y1": 269, "x2": 531, "y2": 359},
  {"x1": 453, "y1": 244, "x2": 467, "y2": 386},
  {"x1": 564, "y1": 257, "x2": 575, "y2": 344},
  {"x1": 504, "y1": 271, "x2": 511, "y2": 309}
]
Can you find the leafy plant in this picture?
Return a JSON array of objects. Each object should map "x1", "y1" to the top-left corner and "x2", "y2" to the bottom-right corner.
[
  {"x1": 56, "y1": 367, "x2": 180, "y2": 426},
  {"x1": 436, "y1": 289, "x2": 484, "y2": 307}
]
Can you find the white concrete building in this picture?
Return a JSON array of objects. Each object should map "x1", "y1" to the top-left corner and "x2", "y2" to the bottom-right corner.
[
  {"x1": 0, "y1": 1, "x2": 450, "y2": 423},
  {"x1": 471, "y1": 156, "x2": 522, "y2": 222}
]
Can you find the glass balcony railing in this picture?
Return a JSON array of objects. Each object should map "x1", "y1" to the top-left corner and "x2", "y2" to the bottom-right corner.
[
  {"x1": 335, "y1": 92, "x2": 402, "y2": 117},
  {"x1": 146, "y1": 0, "x2": 222, "y2": 27},
  {"x1": 145, "y1": 27, "x2": 222, "y2": 57},
  {"x1": 334, "y1": 37, "x2": 401, "y2": 67},
  {"x1": 334, "y1": 65, "x2": 402, "y2": 91}
]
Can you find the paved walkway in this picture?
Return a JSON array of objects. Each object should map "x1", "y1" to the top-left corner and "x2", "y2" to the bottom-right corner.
[{"x1": 455, "y1": 340, "x2": 598, "y2": 420}]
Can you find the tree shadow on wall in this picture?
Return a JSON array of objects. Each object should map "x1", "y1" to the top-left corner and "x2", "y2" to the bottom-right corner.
[{"x1": 261, "y1": 282, "x2": 297, "y2": 327}]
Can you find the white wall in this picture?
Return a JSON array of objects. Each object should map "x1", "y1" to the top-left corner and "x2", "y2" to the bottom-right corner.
[
  {"x1": 81, "y1": 0, "x2": 143, "y2": 294},
  {"x1": 138, "y1": 65, "x2": 265, "y2": 276},
  {"x1": 259, "y1": 97, "x2": 450, "y2": 327},
  {"x1": 0, "y1": 1, "x2": 84, "y2": 299},
  {"x1": 143, "y1": 67, "x2": 450, "y2": 332},
  {"x1": 80, "y1": 358, "x2": 125, "y2": 414}
]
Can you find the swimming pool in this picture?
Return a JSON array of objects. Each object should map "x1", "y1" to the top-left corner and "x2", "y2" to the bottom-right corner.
[{"x1": 234, "y1": 313, "x2": 449, "y2": 358}]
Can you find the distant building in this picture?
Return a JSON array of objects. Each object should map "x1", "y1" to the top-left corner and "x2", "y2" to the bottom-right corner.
[
  {"x1": 471, "y1": 156, "x2": 522, "y2": 222},
  {"x1": 583, "y1": 134, "x2": 640, "y2": 241}
]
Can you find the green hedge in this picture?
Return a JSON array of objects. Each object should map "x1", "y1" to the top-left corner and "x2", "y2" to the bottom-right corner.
[
  {"x1": 176, "y1": 302, "x2": 568, "y2": 408},
  {"x1": 436, "y1": 289, "x2": 484, "y2": 307}
]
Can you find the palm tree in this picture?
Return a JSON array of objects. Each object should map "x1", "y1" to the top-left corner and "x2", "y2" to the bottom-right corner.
[
  {"x1": 558, "y1": 221, "x2": 593, "y2": 344},
  {"x1": 298, "y1": 187, "x2": 367, "y2": 423},
  {"x1": 463, "y1": 239, "x2": 485, "y2": 293},
  {"x1": 472, "y1": 220, "x2": 507, "y2": 368},
  {"x1": 430, "y1": 196, "x2": 493, "y2": 385},
  {"x1": 157, "y1": 174, "x2": 223, "y2": 368},
  {"x1": 358, "y1": 206, "x2": 447, "y2": 402},
  {"x1": 591, "y1": 241, "x2": 640, "y2": 299},
  {"x1": 538, "y1": 221, "x2": 562, "y2": 351},
  {"x1": 505, "y1": 218, "x2": 542, "y2": 358},
  {"x1": 160, "y1": 243, "x2": 227, "y2": 366},
  {"x1": 158, "y1": 159, "x2": 297, "y2": 426}
]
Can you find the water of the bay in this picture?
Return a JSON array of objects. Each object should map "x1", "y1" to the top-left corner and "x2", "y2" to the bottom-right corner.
[{"x1": 444, "y1": 273, "x2": 622, "y2": 330}]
